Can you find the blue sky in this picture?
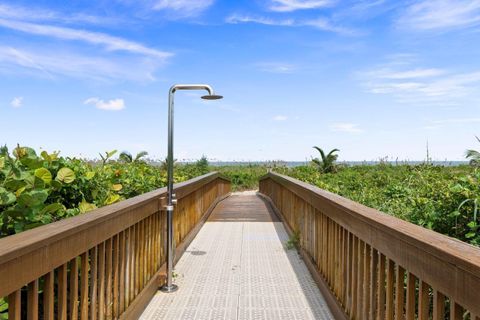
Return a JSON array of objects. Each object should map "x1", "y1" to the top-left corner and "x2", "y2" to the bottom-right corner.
[{"x1": 1, "y1": 0, "x2": 480, "y2": 161}]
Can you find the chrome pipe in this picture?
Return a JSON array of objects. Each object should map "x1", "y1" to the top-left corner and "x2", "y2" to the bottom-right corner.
[{"x1": 160, "y1": 84, "x2": 222, "y2": 293}]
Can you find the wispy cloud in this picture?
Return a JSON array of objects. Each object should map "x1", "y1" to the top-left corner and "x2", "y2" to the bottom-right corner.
[
  {"x1": 397, "y1": 0, "x2": 480, "y2": 31},
  {"x1": 359, "y1": 56, "x2": 480, "y2": 105},
  {"x1": 432, "y1": 118, "x2": 480, "y2": 124},
  {"x1": 0, "y1": 46, "x2": 159, "y2": 81},
  {"x1": 153, "y1": 0, "x2": 215, "y2": 17},
  {"x1": 273, "y1": 115, "x2": 288, "y2": 121},
  {"x1": 0, "y1": 3, "x2": 117, "y2": 25},
  {"x1": 84, "y1": 97, "x2": 125, "y2": 111},
  {"x1": 268, "y1": 0, "x2": 334, "y2": 12},
  {"x1": 330, "y1": 122, "x2": 364, "y2": 133},
  {"x1": 10, "y1": 97, "x2": 23, "y2": 108},
  {"x1": 256, "y1": 62, "x2": 298, "y2": 74},
  {"x1": 0, "y1": 19, "x2": 171, "y2": 59},
  {"x1": 226, "y1": 14, "x2": 357, "y2": 35}
]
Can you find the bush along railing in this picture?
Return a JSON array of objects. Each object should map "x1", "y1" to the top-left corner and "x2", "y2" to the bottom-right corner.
[
  {"x1": 0, "y1": 172, "x2": 230, "y2": 320},
  {"x1": 259, "y1": 172, "x2": 480, "y2": 320}
]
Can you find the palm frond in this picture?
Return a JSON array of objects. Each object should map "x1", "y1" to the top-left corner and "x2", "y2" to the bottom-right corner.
[{"x1": 135, "y1": 151, "x2": 148, "y2": 162}]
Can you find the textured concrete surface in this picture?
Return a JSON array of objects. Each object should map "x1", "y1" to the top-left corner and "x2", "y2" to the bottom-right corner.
[{"x1": 140, "y1": 193, "x2": 333, "y2": 320}]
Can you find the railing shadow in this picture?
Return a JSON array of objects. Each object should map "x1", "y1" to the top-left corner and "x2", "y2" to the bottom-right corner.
[{"x1": 256, "y1": 193, "x2": 335, "y2": 319}]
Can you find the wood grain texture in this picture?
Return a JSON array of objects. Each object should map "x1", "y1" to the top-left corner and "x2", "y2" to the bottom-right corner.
[
  {"x1": 0, "y1": 173, "x2": 230, "y2": 320},
  {"x1": 259, "y1": 172, "x2": 480, "y2": 318}
]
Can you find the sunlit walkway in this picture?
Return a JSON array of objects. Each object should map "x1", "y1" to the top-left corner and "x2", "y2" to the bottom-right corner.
[{"x1": 140, "y1": 192, "x2": 334, "y2": 320}]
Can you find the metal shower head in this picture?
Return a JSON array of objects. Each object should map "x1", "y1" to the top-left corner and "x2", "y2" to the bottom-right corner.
[{"x1": 201, "y1": 94, "x2": 223, "y2": 100}]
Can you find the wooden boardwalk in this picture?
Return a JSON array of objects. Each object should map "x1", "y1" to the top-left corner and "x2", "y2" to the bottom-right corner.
[{"x1": 140, "y1": 192, "x2": 334, "y2": 320}]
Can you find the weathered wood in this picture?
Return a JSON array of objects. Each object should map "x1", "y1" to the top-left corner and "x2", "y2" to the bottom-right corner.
[
  {"x1": 98, "y1": 242, "x2": 106, "y2": 320},
  {"x1": 89, "y1": 247, "x2": 98, "y2": 320},
  {"x1": 8, "y1": 290, "x2": 20, "y2": 320},
  {"x1": 58, "y1": 264, "x2": 68, "y2": 320},
  {"x1": 43, "y1": 271, "x2": 54, "y2": 320},
  {"x1": 80, "y1": 252, "x2": 89, "y2": 320},
  {"x1": 418, "y1": 280, "x2": 430, "y2": 320},
  {"x1": 385, "y1": 259, "x2": 395, "y2": 320},
  {"x1": 432, "y1": 290, "x2": 445, "y2": 320},
  {"x1": 0, "y1": 174, "x2": 229, "y2": 320},
  {"x1": 69, "y1": 257, "x2": 79, "y2": 320},
  {"x1": 405, "y1": 272, "x2": 416, "y2": 320},
  {"x1": 27, "y1": 280, "x2": 39, "y2": 320},
  {"x1": 259, "y1": 172, "x2": 480, "y2": 318}
]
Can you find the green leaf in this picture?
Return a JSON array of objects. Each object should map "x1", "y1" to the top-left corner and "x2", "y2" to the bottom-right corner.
[
  {"x1": 35, "y1": 168, "x2": 52, "y2": 184},
  {"x1": 79, "y1": 201, "x2": 97, "y2": 213},
  {"x1": 85, "y1": 171, "x2": 95, "y2": 180},
  {"x1": 40, "y1": 203, "x2": 64, "y2": 215},
  {"x1": 104, "y1": 194, "x2": 121, "y2": 205},
  {"x1": 466, "y1": 232, "x2": 477, "y2": 239},
  {"x1": 0, "y1": 156, "x2": 4, "y2": 169},
  {"x1": 0, "y1": 187, "x2": 16, "y2": 206},
  {"x1": 56, "y1": 167, "x2": 75, "y2": 183},
  {"x1": 17, "y1": 190, "x2": 48, "y2": 207},
  {"x1": 51, "y1": 180, "x2": 63, "y2": 190}
]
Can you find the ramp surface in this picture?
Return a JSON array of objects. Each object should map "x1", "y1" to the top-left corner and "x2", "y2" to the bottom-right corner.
[{"x1": 140, "y1": 192, "x2": 334, "y2": 320}]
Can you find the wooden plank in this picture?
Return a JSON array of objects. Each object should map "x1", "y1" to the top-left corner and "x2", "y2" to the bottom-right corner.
[
  {"x1": 395, "y1": 265, "x2": 405, "y2": 320},
  {"x1": 80, "y1": 252, "x2": 89, "y2": 320},
  {"x1": 105, "y1": 239, "x2": 113, "y2": 320},
  {"x1": 385, "y1": 259, "x2": 395, "y2": 320},
  {"x1": 377, "y1": 253, "x2": 386, "y2": 320},
  {"x1": 113, "y1": 235, "x2": 119, "y2": 318},
  {"x1": 450, "y1": 301, "x2": 464, "y2": 320},
  {"x1": 363, "y1": 243, "x2": 371, "y2": 320},
  {"x1": 43, "y1": 271, "x2": 54, "y2": 320},
  {"x1": 370, "y1": 248, "x2": 378, "y2": 320},
  {"x1": 405, "y1": 272, "x2": 416, "y2": 320},
  {"x1": 27, "y1": 280, "x2": 39, "y2": 320},
  {"x1": 357, "y1": 240, "x2": 365, "y2": 318},
  {"x1": 70, "y1": 257, "x2": 79, "y2": 320},
  {"x1": 8, "y1": 290, "x2": 21, "y2": 320},
  {"x1": 98, "y1": 242, "x2": 106, "y2": 320},
  {"x1": 418, "y1": 280, "x2": 430, "y2": 320},
  {"x1": 432, "y1": 290, "x2": 445, "y2": 320},
  {"x1": 58, "y1": 264, "x2": 68, "y2": 320},
  {"x1": 351, "y1": 236, "x2": 358, "y2": 319},
  {"x1": 119, "y1": 231, "x2": 126, "y2": 314},
  {"x1": 90, "y1": 247, "x2": 98, "y2": 320}
]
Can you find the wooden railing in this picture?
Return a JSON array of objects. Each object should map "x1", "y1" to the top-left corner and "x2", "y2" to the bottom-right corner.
[
  {"x1": 0, "y1": 172, "x2": 230, "y2": 320},
  {"x1": 259, "y1": 172, "x2": 480, "y2": 320}
]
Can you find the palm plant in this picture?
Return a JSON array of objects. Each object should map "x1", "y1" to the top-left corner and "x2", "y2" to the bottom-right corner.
[
  {"x1": 466, "y1": 136, "x2": 480, "y2": 166},
  {"x1": 312, "y1": 146, "x2": 340, "y2": 173},
  {"x1": 119, "y1": 151, "x2": 148, "y2": 163}
]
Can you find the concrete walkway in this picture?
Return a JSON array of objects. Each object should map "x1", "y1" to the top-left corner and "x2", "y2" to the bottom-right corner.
[{"x1": 140, "y1": 192, "x2": 334, "y2": 320}]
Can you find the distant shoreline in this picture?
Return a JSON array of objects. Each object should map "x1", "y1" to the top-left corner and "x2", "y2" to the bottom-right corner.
[{"x1": 173, "y1": 160, "x2": 470, "y2": 167}]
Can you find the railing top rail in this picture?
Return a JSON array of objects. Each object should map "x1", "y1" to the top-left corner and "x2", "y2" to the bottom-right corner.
[
  {"x1": 0, "y1": 171, "x2": 226, "y2": 265},
  {"x1": 262, "y1": 171, "x2": 480, "y2": 276}
]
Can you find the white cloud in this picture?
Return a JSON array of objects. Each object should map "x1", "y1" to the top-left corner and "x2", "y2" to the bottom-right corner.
[
  {"x1": 153, "y1": 0, "x2": 215, "y2": 17},
  {"x1": 0, "y1": 3, "x2": 116, "y2": 25},
  {"x1": 226, "y1": 14, "x2": 356, "y2": 35},
  {"x1": 256, "y1": 62, "x2": 297, "y2": 74},
  {"x1": 0, "y1": 19, "x2": 171, "y2": 59},
  {"x1": 398, "y1": 0, "x2": 480, "y2": 31},
  {"x1": 84, "y1": 97, "x2": 125, "y2": 111},
  {"x1": 10, "y1": 97, "x2": 23, "y2": 108},
  {"x1": 330, "y1": 123, "x2": 364, "y2": 133},
  {"x1": 268, "y1": 0, "x2": 334, "y2": 12},
  {"x1": 359, "y1": 57, "x2": 480, "y2": 105},
  {"x1": 226, "y1": 15, "x2": 294, "y2": 26},
  {"x1": 273, "y1": 115, "x2": 288, "y2": 121},
  {"x1": 0, "y1": 46, "x2": 159, "y2": 82},
  {"x1": 432, "y1": 118, "x2": 480, "y2": 124}
]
